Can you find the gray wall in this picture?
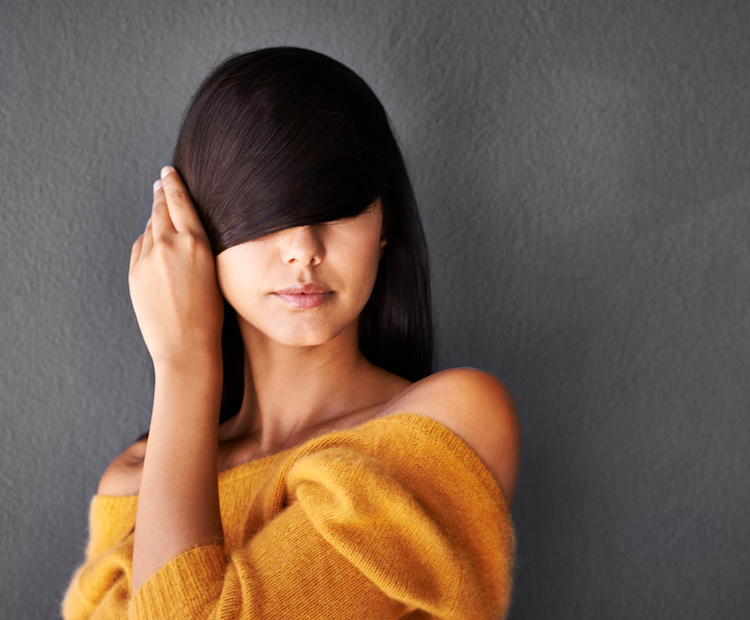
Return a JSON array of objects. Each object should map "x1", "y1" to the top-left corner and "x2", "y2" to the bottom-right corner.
[{"x1": 2, "y1": 0, "x2": 749, "y2": 618}]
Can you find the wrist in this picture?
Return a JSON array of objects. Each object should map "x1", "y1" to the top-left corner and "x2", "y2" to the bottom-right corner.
[
  {"x1": 149, "y1": 354, "x2": 223, "y2": 429},
  {"x1": 152, "y1": 348, "x2": 223, "y2": 379}
]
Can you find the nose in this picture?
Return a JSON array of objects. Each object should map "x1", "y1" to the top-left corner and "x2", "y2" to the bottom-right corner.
[{"x1": 281, "y1": 225, "x2": 324, "y2": 267}]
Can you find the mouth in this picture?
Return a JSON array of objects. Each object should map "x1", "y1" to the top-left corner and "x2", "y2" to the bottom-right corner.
[
  {"x1": 273, "y1": 283, "x2": 333, "y2": 309},
  {"x1": 275, "y1": 283, "x2": 332, "y2": 295}
]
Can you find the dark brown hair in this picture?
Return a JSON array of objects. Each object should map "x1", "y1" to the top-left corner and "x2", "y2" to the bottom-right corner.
[{"x1": 171, "y1": 47, "x2": 433, "y2": 423}]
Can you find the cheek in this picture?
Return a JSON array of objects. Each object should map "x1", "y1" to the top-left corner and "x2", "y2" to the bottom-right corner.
[
  {"x1": 215, "y1": 246, "x2": 266, "y2": 306},
  {"x1": 336, "y1": 232, "x2": 382, "y2": 290}
]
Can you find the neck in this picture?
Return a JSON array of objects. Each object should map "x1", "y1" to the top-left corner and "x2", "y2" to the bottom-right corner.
[{"x1": 224, "y1": 316, "x2": 390, "y2": 452}]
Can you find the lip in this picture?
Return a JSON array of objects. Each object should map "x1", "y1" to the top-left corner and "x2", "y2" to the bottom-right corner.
[
  {"x1": 275, "y1": 283, "x2": 332, "y2": 295},
  {"x1": 273, "y1": 283, "x2": 333, "y2": 309}
]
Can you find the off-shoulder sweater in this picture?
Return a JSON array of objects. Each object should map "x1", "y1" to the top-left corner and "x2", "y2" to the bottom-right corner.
[{"x1": 61, "y1": 413, "x2": 515, "y2": 619}]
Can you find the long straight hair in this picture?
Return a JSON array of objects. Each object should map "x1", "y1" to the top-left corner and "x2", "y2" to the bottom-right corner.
[{"x1": 166, "y1": 47, "x2": 433, "y2": 424}]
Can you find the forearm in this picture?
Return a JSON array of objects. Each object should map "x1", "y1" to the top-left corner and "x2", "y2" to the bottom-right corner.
[{"x1": 131, "y1": 353, "x2": 224, "y2": 596}]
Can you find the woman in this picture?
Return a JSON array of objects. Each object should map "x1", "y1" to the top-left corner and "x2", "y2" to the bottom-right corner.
[{"x1": 62, "y1": 47, "x2": 520, "y2": 619}]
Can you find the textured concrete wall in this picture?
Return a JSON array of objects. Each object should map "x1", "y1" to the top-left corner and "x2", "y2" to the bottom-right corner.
[{"x1": 2, "y1": 0, "x2": 749, "y2": 618}]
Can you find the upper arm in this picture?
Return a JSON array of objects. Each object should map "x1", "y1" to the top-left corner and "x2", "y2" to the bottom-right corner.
[
  {"x1": 96, "y1": 438, "x2": 147, "y2": 496},
  {"x1": 395, "y1": 368, "x2": 521, "y2": 506}
]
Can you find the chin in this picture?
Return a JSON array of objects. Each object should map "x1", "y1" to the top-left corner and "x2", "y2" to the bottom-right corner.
[
  {"x1": 236, "y1": 305, "x2": 359, "y2": 349},
  {"x1": 270, "y1": 321, "x2": 351, "y2": 348}
]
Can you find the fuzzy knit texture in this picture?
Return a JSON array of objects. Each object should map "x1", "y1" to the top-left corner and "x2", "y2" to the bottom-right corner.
[{"x1": 61, "y1": 413, "x2": 515, "y2": 619}]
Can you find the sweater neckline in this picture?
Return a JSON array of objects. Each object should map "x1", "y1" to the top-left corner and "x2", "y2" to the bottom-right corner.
[
  {"x1": 94, "y1": 412, "x2": 504, "y2": 507},
  {"x1": 214, "y1": 412, "x2": 416, "y2": 480},
  {"x1": 215, "y1": 412, "x2": 438, "y2": 481}
]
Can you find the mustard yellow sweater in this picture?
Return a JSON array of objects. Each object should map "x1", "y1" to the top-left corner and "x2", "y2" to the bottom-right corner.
[{"x1": 61, "y1": 413, "x2": 515, "y2": 619}]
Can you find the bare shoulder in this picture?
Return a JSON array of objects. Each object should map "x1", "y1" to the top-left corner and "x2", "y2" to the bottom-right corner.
[
  {"x1": 388, "y1": 367, "x2": 521, "y2": 506},
  {"x1": 96, "y1": 437, "x2": 147, "y2": 497}
]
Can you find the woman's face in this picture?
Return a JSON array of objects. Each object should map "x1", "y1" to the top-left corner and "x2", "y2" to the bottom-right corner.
[{"x1": 215, "y1": 199, "x2": 386, "y2": 348}]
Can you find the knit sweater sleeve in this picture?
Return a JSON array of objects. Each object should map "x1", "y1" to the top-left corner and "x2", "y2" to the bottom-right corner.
[
  {"x1": 63, "y1": 417, "x2": 515, "y2": 619},
  {"x1": 131, "y1": 441, "x2": 514, "y2": 619},
  {"x1": 62, "y1": 496, "x2": 139, "y2": 619}
]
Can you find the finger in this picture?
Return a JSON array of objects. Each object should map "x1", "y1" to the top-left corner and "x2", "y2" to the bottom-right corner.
[
  {"x1": 150, "y1": 179, "x2": 176, "y2": 239},
  {"x1": 141, "y1": 216, "x2": 155, "y2": 255},
  {"x1": 129, "y1": 234, "x2": 144, "y2": 272},
  {"x1": 159, "y1": 166, "x2": 206, "y2": 235}
]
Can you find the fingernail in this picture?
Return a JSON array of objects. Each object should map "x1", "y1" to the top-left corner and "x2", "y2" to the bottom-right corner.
[
  {"x1": 160, "y1": 165, "x2": 173, "y2": 179},
  {"x1": 153, "y1": 179, "x2": 163, "y2": 193}
]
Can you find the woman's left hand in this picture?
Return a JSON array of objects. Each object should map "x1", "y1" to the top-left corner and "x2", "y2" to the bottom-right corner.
[{"x1": 128, "y1": 166, "x2": 224, "y2": 369}]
